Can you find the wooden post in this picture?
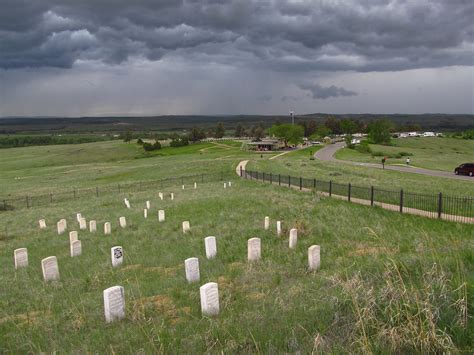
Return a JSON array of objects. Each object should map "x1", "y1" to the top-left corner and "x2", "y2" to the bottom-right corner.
[
  {"x1": 270, "y1": 173, "x2": 272, "y2": 184},
  {"x1": 26, "y1": 196, "x2": 29, "y2": 208},
  {"x1": 278, "y1": 174, "x2": 281, "y2": 186},
  {"x1": 288, "y1": 175, "x2": 291, "y2": 188},
  {"x1": 348, "y1": 183, "x2": 351, "y2": 202},
  {"x1": 96, "y1": 187, "x2": 99, "y2": 198},
  {"x1": 299, "y1": 177, "x2": 302, "y2": 190},
  {"x1": 240, "y1": 166, "x2": 243, "y2": 177},
  {"x1": 370, "y1": 186, "x2": 374, "y2": 206},
  {"x1": 329, "y1": 180, "x2": 332, "y2": 197}
]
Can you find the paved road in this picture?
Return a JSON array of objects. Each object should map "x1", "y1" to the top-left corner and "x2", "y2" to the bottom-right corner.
[{"x1": 314, "y1": 142, "x2": 473, "y2": 181}]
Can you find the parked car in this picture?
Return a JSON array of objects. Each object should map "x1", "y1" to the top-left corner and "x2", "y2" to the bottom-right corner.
[{"x1": 454, "y1": 163, "x2": 474, "y2": 176}]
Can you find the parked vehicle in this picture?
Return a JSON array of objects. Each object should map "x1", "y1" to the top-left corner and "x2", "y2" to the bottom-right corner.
[{"x1": 454, "y1": 163, "x2": 474, "y2": 176}]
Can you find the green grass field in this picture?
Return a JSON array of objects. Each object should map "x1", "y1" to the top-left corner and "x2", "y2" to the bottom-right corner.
[
  {"x1": 0, "y1": 139, "x2": 473, "y2": 352},
  {"x1": 335, "y1": 137, "x2": 474, "y2": 172}
]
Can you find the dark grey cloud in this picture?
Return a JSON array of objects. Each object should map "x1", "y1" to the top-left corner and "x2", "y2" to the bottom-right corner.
[
  {"x1": 298, "y1": 83, "x2": 358, "y2": 100},
  {"x1": 0, "y1": 0, "x2": 473, "y2": 71}
]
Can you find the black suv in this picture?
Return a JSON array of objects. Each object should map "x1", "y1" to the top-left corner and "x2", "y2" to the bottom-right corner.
[{"x1": 454, "y1": 163, "x2": 474, "y2": 176}]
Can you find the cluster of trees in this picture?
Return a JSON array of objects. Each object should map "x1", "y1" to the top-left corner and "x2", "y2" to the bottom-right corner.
[{"x1": 0, "y1": 134, "x2": 113, "y2": 149}]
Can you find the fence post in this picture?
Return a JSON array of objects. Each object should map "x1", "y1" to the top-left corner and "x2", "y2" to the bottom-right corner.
[
  {"x1": 263, "y1": 172, "x2": 265, "y2": 182},
  {"x1": 329, "y1": 180, "x2": 332, "y2": 197},
  {"x1": 270, "y1": 173, "x2": 272, "y2": 184},
  {"x1": 370, "y1": 186, "x2": 374, "y2": 206},
  {"x1": 26, "y1": 196, "x2": 29, "y2": 208},
  {"x1": 96, "y1": 186, "x2": 99, "y2": 198},
  {"x1": 299, "y1": 177, "x2": 302, "y2": 190},
  {"x1": 288, "y1": 175, "x2": 291, "y2": 188},
  {"x1": 50, "y1": 193, "x2": 53, "y2": 203},
  {"x1": 240, "y1": 166, "x2": 243, "y2": 177},
  {"x1": 438, "y1": 192, "x2": 442, "y2": 219},
  {"x1": 348, "y1": 183, "x2": 351, "y2": 202},
  {"x1": 399, "y1": 189, "x2": 403, "y2": 213},
  {"x1": 313, "y1": 178, "x2": 316, "y2": 190},
  {"x1": 279, "y1": 174, "x2": 281, "y2": 186},
  {"x1": 3, "y1": 200, "x2": 6, "y2": 210}
]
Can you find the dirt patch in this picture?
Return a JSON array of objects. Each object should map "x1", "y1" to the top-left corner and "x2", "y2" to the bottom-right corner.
[
  {"x1": 247, "y1": 292, "x2": 265, "y2": 301},
  {"x1": 0, "y1": 311, "x2": 49, "y2": 326},
  {"x1": 143, "y1": 265, "x2": 180, "y2": 276},
  {"x1": 349, "y1": 244, "x2": 398, "y2": 256},
  {"x1": 122, "y1": 264, "x2": 142, "y2": 271}
]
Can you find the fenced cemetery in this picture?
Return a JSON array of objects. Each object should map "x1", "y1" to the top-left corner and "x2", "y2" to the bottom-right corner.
[{"x1": 0, "y1": 176, "x2": 472, "y2": 352}]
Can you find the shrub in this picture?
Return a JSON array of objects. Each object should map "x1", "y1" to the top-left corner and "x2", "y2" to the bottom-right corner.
[
  {"x1": 355, "y1": 141, "x2": 372, "y2": 154},
  {"x1": 170, "y1": 137, "x2": 189, "y2": 147},
  {"x1": 143, "y1": 141, "x2": 161, "y2": 151},
  {"x1": 399, "y1": 151, "x2": 413, "y2": 157},
  {"x1": 137, "y1": 138, "x2": 144, "y2": 145}
]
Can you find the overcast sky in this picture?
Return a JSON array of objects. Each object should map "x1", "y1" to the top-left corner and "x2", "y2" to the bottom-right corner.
[{"x1": 0, "y1": 0, "x2": 473, "y2": 116}]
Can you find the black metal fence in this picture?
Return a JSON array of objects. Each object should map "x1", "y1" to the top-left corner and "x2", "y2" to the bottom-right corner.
[
  {"x1": 242, "y1": 168, "x2": 473, "y2": 224},
  {"x1": 1, "y1": 171, "x2": 232, "y2": 211}
]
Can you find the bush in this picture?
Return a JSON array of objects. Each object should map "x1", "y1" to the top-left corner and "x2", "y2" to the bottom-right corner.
[
  {"x1": 143, "y1": 141, "x2": 162, "y2": 151},
  {"x1": 399, "y1": 151, "x2": 413, "y2": 157},
  {"x1": 355, "y1": 141, "x2": 372, "y2": 154},
  {"x1": 170, "y1": 137, "x2": 189, "y2": 147},
  {"x1": 137, "y1": 138, "x2": 144, "y2": 145}
]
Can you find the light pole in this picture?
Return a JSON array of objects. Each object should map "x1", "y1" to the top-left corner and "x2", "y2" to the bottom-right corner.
[{"x1": 290, "y1": 111, "x2": 294, "y2": 126}]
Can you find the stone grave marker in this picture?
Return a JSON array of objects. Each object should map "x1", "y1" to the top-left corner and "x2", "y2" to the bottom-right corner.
[
  {"x1": 248, "y1": 238, "x2": 261, "y2": 261},
  {"x1": 79, "y1": 217, "x2": 87, "y2": 230},
  {"x1": 69, "y1": 231, "x2": 78, "y2": 244},
  {"x1": 289, "y1": 228, "x2": 298, "y2": 249},
  {"x1": 204, "y1": 236, "x2": 217, "y2": 259},
  {"x1": 182, "y1": 221, "x2": 190, "y2": 233},
  {"x1": 103, "y1": 286, "x2": 125, "y2": 323},
  {"x1": 57, "y1": 219, "x2": 66, "y2": 235},
  {"x1": 159, "y1": 192, "x2": 163, "y2": 200},
  {"x1": 229, "y1": 181, "x2": 232, "y2": 187},
  {"x1": 200, "y1": 282, "x2": 219, "y2": 316},
  {"x1": 124, "y1": 199, "x2": 130, "y2": 209},
  {"x1": 104, "y1": 222, "x2": 111, "y2": 235},
  {"x1": 276, "y1": 221, "x2": 282, "y2": 236},
  {"x1": 111, "y1": 246, "x2": 123, "y2": 267},
  {"x1": 41, "y1": 256, "x2": 59, "y2": 281},
  {"x1": 182, "y1": 184, "x2": 185, "y2": 190},
  {"x1": 158, "y1": 210, "x2": 165, "y2": 222},
  {"x1": 194, "y1": 182, "x2": 197, "y2": 189},
  {"x1": 144, "y1": 209, "x2": 148, "y2": 219},
  {"x1": 39, "y1": 219, "x2": 47, "y2": 229},
  {"x1": 308, "y1": 245, "x2": 321, "y2": 271},
  {"x1": 70, "y1": 240, "x2": 82, "y2": 257},
  {"x1": 119, "y1": 216, "x2": 127, "y2": 228},
  {"x1": 14, "y1": 248, "x2": 28, "y2": 269},
  {"x1": 146, "y1": 200, "x2": 151, "y2": 209},
  {"x1": 89, "y1": 220, "x2": 97, "y2": 233},
  {"x1": 76, "y1": 213, "x2": 82, "y2": 223},
  {"x1": 184, "y1": 257, "x2": 200, "y2": 283},
  {"x1": 264, "y1": 216, "x2": 270, "y2": 230},
  {"x1": 224, "y1": 182, "x2": 227, "y2": 189},
  {"x1": 170, "y1": 193, "x2": 174, "y2": 200}
]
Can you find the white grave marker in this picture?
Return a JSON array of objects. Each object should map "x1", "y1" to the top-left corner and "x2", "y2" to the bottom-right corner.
[
  {"x1": 119, "y1": 216, "x2": 127, "y2": 228},
  {"x1": 111, "y1": 246, "x2": 123, "y2": 267},
  {"x1": 184, "y1": 257, "x2": 200, "y2": 283},
  {"x1": 89, "y1": 220, "x2": 97, "y2": 233},
  {"x1": 248, "y1": 238, "x2": 261, "y2": 261},
  {"x1": 69, "y1": 231, "x2": 78, "y2": 244},
  {"x1": 308, "y1": 245, "x2": 321, "y2": 271},
  {"x1": 124, "y1": 199, "x2": 130, "y2": 209},
  {"x1": 79, "y1": 217, "x2": 87, "y2": 230},
  {"x1": 194, "y1": 182, "x2": 197, "y2": 189},
  {"x1": 76, "y1": 213, "x2": 82, "y2": 223},
  {"x1": 57, "y1": 219, "x2": 66, "y2": 235},
  {"x1": 41, "y1": 256, "x2": 59, "y2": 281},
  {"x1": 200, "y1": 282, "x2": 219, "y2": 316},
  {"x1": 158, "y1": 210, "x2": 165, "y2": 222},
  {"x1": 289, "y1": 228, "x2": 298, "y2": 249},
  {"x1": 204, "y1": 236, "x2": 217, "y2": 259},
  {"x1": 146, "y1": 200, "x2": 151, "y2": 209},
  {"x1": 182, "y1": 185, "x2": 185, "y2": 190},
  {"x1": 276, "y1": 221, "x2": 282, "y2": 236},
  {"x1": 39, "y1": 219, "x2": 47, "y2": 229},
  {"x1": 170, "y1": 193, "x2": 174, "y2": 200},
  {"x1": 159, "y1": 192, "x2": 163, "y2": 200},
  {"x1": 70, "y1": 240, "x2": 82, "y2": 257},
  {"x1": 264, "y1": 216, "x2": 270, "y2": 230},
  {"x1": 144, "y1": 209, "x2": 148, "y2": 219},
  {"x1": 104, "y1": 222, "x2": 111, "y2": 235},
  {"x1": 182, "y1": 221, "x2": 190, "y2": 233},
  {"x1": 228, "y1": 181, "x2": 232, "y2": 187},
  {"x1": 103, "y1": 286, "x2": 125, "y2": 323},
  {"x1": 224, "y1": 182, "x2": 227, "y2": 189},
  {"x1": 14, "y1": 248, "x2": 28, "y2": 269}
]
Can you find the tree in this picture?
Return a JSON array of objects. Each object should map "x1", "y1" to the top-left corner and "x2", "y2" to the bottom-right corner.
[
  {"x1": 251, "y1": 124, "x2": 266, "y2": 140},
  {"x1": 188, "y1": 127, "x2": 207, "y2": 142},
  {"x1": 143, "y1": 141, "x2": 162, "y2": 151},
  {"x1": 311, "y1": 125, "x2": 331, "y2": 139},
  {"x1": 306, "y1": 120, "x2": 317, "y2": 137},
  {"x1": 367, "y1": 119, "x2": 393, "y2": 144},
  {"x1": 268, "y1": 124, "x2": 304, "y2": 146},
  {"x1": 340, "y1": 119, "x2": 357, "y2": 135},
  {"x1": 214, "y1": 122, "x2": 225, "y2": 138},
  {"x1": 136, "y1": 138, "x2": 144, "y2": 145},
  {"x1": 234, "y1": 123, "x2": 244, "y2": 137},
  {"x1": 324, "y1": 117, "x2": 341, "y2": 135},
  {"x1": 122, "y1": 130, "x2": 132, "y2": 142}
]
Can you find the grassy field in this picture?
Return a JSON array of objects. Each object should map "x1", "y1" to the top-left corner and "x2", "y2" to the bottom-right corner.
[
  {"x1": 0, "y1": 179, "x2": 472, "y2": 352},
  {"x1": 335, "y1": 137, "x2": 474, "y2": 172},
  {"x1": 248, "y1": 146, "x2": 474, "y2": 196},
  {"x1": 0, "y1": 138, "x2": 473, "y2": 352}
]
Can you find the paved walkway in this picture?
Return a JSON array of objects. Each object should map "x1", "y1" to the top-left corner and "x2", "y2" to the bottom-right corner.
[{"x1": 314, "y1": 142, "x2": 473, "y2": 181}]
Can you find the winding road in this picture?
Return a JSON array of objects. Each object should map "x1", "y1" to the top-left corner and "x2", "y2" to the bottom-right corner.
[{"x1": 314, "y1": 142, "x2": 473, "y2": 181}]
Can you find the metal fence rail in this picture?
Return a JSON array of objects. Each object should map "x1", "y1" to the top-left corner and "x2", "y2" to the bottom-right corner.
[
  {"x1": 241, "y1": 168, "x2": 473, "y2": 224},
  {"x1": 1, "y1": 171, "x2": 232, "y2": 211}
]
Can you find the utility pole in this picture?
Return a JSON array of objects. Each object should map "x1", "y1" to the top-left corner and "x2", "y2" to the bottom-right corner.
[{"x1": 290, "y1": 111, "x2": 294, "y2": 126}]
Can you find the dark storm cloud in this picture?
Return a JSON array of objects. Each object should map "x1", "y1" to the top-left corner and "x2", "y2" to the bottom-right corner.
[
  {"x1": 0, "y1": 0, "x2": 473, "y2": 71},
  {"x1": 298, "y1": 83, "x2": 357, "y2": 99}
]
